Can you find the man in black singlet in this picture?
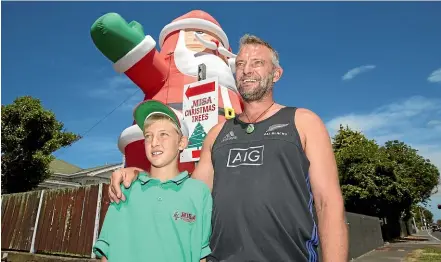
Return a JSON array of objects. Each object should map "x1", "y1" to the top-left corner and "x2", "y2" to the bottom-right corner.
[{"x1": 108, "y1": 34, "x2": 349, "y2": 262}]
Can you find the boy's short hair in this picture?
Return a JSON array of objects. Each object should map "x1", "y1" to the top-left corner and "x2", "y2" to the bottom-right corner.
[
  {"x1": 143, "y1": 113, "x2": 182, "y2": 135},
  {"x1": 133, "y1": 100, "x2": 189, "y2": 137}
]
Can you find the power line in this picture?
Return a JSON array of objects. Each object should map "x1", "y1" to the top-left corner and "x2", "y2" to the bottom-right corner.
[
  {"x1": 81, "y1": 89, "x2": 140, "y2": 138},
  {"x1": 55, "y1": 88, "x2": 141, "y2": 158}
]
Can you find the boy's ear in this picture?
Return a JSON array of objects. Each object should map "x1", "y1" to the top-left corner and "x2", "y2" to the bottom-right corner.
[{"x1": 179, "y1": 136, "x2": 189, "y2": 151}]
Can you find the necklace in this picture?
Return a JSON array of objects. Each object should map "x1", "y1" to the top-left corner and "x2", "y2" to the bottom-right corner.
[{"x1": 243, "y1": 102, "x2": 275, "y2": 134}]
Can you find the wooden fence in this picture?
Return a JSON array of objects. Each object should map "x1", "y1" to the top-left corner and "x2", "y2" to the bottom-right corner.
[
  {"x1": 2, "y1": 183, "x2": 385, "y2": 260},
  {"x1": 1, "y1": 184, "x2": 110, "y2": 259}
]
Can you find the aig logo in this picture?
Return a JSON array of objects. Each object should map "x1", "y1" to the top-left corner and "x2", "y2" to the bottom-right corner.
[{"x1": 227, "y1": 145, "x2": 264, "y2": 167}]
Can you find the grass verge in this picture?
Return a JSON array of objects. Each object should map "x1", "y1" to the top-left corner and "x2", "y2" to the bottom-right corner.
[{"x1": 405, "y1": 246, "x2": 441, "y2": 262}]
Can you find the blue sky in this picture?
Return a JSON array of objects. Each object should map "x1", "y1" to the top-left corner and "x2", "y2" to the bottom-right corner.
[{"x1": 2, "y1": 2, "x2": 441, "y2": 218}]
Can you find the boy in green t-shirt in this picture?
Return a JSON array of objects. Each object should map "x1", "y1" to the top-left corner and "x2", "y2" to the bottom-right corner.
[{"x1": 93, "y1": 100, "x2": 213, "y2": 262}]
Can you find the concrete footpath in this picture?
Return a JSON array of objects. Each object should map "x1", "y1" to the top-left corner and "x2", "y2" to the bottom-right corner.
[{"x1": 353, "y1": 230, "x2": 441, "y2": 262}]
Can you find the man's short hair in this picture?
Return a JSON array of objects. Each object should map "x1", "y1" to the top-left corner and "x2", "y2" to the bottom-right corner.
[{"x1": 239, "y1": 34, "x2": 280, "y2": 67}]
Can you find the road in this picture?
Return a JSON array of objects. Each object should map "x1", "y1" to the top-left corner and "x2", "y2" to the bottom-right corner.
[{"x1": 432, "y1": 230, "x2": 441, "y2": 241}]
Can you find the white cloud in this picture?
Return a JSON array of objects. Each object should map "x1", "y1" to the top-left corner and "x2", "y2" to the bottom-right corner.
[
  {"x1": 88, "y1": 75, "x2": 144, "y2": 110},
  {"x1": 88, "y1": 75, "x2": 134, "y2": 97},
  {"x1": 428, "y1": 68, "x2": 441, "y2": 83},
  {"x1": 428, "y1": 120, "x2": 441, "y2": 126},
  {"x1": 430, "y1": 183, "x2": 441, "y2": 198},
  {"x1": 326, "y1": 96, "x2": 441, "y2": 170},
  {"x1": 427, "y1": 120, "x2": 441, "y2": 133},
  {"x1": 342, "y1": 65, "x2": 376, "y2": 81}
]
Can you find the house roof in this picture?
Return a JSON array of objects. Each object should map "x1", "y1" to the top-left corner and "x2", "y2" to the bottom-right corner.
[
  {"x1": 49, "y1": 159, "x2": 122, "y2": 175},
  {"x1": 39, "y1": 179, "x2": 82, "y2": 188},
  {"x1": 40, "y1": 159, "x2": 123, "y2": 189},
  {"x1": 48, "y1": 157, "x2": 123, "y2": 182},
  {"x1": 67, "y1": 163, "x2": 123, "y2": 178},
  {"x1": 49, "y1": 159, "x2": 82, "y2": 174},
  {"x1": 75, "y1": 163, "x2": 122, "y2": 174}
]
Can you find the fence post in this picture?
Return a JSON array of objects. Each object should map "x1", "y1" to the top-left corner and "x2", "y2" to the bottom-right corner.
[
  {"x1": 91, "y1": 183, "x2": 103, "y2": 258},
  {"x1": 30, "y1": 190, "x2": 45, "y2": 253}
]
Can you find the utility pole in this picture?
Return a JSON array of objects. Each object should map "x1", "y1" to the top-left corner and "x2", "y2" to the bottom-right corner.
[
  {"x1": 198, "y1": 63, "x2": 207, "y2": 81},
  {"x1": 419, "y1": 206, "x2": 427, "y2": 231},
  {"x1": 193, "y1": 63, "x2": 207, "y2": 170},
  {"x1": 412, "y1": 215, "x2": 419, "y2": 233}
]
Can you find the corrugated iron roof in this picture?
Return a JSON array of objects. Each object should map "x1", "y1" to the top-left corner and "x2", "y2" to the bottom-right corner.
[{"x1": 49, "y1": 159, "x2": 82, "y2": 174}]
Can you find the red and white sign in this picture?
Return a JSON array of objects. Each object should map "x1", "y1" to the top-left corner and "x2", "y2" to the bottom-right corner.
[{"x1": 180, "y1": 77, "x2": 219, "y2": 163}]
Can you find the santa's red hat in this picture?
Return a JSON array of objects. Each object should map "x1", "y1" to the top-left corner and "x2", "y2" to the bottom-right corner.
[{"x1": 159, "y1": 10, "x2": 230, "y2": 50}]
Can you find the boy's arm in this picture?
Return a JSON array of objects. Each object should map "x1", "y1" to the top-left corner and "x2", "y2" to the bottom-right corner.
[
  {"x1": 200, "y1": 186, "x2": 213, "y2": 260},
  {"x1": 93, "y1": 204, "x2": 119, "y2": 260},
  {"x1": 101, "y1": 256, "x2": 108, "y2": 262}
]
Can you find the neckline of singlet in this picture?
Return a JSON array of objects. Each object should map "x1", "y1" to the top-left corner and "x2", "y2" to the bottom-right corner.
[{"x1": 235, "y1": 106, "x2": 289, "y2": 126}]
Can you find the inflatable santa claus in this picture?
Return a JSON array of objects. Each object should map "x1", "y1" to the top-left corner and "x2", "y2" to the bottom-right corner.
[{"x1": 90, "y1": 10, "x2": 243, "y2": 173}]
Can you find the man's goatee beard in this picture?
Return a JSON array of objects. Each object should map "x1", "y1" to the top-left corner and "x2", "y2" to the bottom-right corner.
[{"x1": 237, "y1": 72, "x2": 274, "y2": 102}]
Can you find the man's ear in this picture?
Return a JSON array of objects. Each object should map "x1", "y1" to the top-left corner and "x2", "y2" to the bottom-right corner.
[
  {"x1": 272, "y1": 66, "x2": 283, "y2": 83},
  {"x1": 179, "y1": 136, "x2": 189, "y2": 151}
]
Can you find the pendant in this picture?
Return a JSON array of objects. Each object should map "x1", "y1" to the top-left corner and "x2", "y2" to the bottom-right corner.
[{"x1": 246, "y1": 124, "x2": 255, "y2": 134}]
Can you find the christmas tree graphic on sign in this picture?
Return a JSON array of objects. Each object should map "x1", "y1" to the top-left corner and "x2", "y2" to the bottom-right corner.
[{"x1": 187, "y1": 122, "x2": 207, "y2": 149}]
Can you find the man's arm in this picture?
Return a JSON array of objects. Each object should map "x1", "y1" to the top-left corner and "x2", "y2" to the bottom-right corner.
[
  {"x1": 191, "y1": 122, "x2": 225, "y2": 191},
  {"x1": 109, "y1": 166, "x2": 145, "y2": 203},
  {"x1": 296, "y1": 108, "x2": 348, "y2": 262}
]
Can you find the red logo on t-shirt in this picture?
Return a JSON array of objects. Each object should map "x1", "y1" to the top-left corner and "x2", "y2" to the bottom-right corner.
[{"x1": 173, "y1": 211, "x2": 196, "y2": 223}]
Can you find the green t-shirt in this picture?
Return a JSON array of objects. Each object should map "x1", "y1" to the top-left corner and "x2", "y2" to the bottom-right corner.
[{"x1": 93, "y1": 171, "x2": 212, "y2": 262}]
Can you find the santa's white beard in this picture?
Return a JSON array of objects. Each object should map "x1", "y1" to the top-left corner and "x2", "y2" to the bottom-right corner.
[{"x1": 173, "y1": 30, "x2": 237, "y2": 92}]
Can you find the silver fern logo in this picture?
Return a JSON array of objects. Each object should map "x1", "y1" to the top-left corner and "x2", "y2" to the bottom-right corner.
[
  {"x1": 266, "y1": 123, "x2": 289, "y2": 132},
  {"x1": 264, "y1": 123, "x2": 289, "y2": 136}
]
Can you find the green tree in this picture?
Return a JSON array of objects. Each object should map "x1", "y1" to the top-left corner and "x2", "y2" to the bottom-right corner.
[
  {"x1": 333, "y1": 125, "x2": 440, "y2": 239},
  {"x1": 1, "y1": 96, "x2": 81, "y2": 193},
  {"x1": 332, "y1": 125, "x2": 412, "y2": 219},
  {"x1": 187, "y1": 122, "x2": 207, "y2": 149},
  {"x1": 383, "y1": 140, "x2": 440, "y2": 206}
]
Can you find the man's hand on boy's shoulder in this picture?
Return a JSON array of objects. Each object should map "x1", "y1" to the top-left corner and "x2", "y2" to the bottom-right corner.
[{"x1": 109, "y1": 166, "x2": 144, "y2": 203}]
